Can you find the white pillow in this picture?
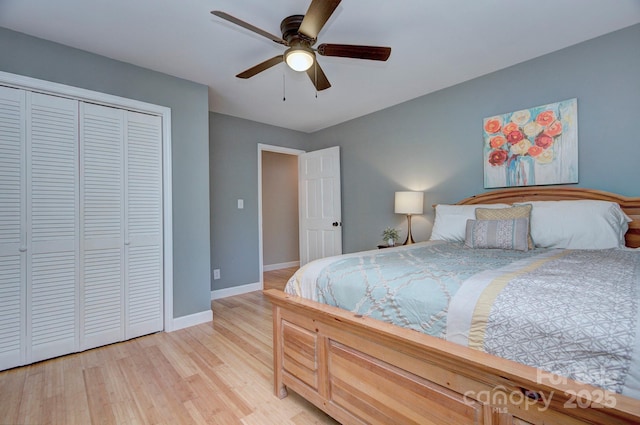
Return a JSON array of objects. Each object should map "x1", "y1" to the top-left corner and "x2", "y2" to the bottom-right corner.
[
  {"x1": 515, "y1": 200, "x2": 631, "y2": 249},
  {"x1": 430, "y1": 204, "x2": 510, "y2": 242}
]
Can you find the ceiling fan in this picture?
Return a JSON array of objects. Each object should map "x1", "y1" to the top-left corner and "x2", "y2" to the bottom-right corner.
[{"x1": 211, "y1": 0, "x2": 391, "y2": 91}]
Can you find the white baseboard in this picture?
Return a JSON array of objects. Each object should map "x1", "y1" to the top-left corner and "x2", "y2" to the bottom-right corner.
[
  {"x1": 211, "y1": 281, "x2": 262, "y2": 300},
  {"x1": 263, "y1": 260, "x2": 299, "y2": 272},
  {"x1": 169, "y1": 309, "x2": 213, "y2": 332}
]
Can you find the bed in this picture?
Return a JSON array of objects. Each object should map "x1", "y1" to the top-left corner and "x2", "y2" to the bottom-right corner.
[{"x1": 264, "y1": 187, "x2": 640, "y2": 425}]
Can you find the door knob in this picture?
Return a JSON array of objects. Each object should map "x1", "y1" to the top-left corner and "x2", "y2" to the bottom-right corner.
[{"x1": 332, "y1": 222, "x2": 341, "y2": 227}]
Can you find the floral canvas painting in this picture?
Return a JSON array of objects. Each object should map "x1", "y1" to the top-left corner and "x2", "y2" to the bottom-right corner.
[{"x1": 483, "y1": 98, "x2": 578, "y2": 188}]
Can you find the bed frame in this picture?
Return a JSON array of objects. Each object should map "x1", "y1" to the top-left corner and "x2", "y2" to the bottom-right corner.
[{"x1": 265, "y1": 187, "x2": 640, "y2": 425}]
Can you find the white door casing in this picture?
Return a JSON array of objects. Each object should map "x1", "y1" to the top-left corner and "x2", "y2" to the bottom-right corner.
[{"x1": 298, "y1": 146, "x2": 342, "y2": 266}]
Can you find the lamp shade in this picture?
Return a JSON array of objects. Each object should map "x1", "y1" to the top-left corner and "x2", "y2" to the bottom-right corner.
[{"x1": 394, "y1": 191, "x2": 424, "y2": 215}]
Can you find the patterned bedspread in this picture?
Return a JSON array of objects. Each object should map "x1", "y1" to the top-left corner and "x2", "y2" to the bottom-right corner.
[{"x1": 284, "y1": 241, "x2": 640, "y2": 398}]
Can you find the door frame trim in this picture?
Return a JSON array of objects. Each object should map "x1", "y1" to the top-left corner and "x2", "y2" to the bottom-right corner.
[
  {"x1": 0, "y1": 71, "x2": 175, "y2": 332},
  {"x1": 257, "y1": 143, "x2": 304, "y2": 289}
]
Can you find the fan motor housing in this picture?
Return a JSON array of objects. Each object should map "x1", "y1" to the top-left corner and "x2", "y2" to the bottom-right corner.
[{"x1": 281, "y1": 15, "x2": 312, "y2": 44}]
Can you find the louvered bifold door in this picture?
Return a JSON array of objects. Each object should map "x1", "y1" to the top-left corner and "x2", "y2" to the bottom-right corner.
[
  {"x1": 0, "y1": 86, "x2": 26, "y2": 370},
  {"x1": 125, "y1": 111, "x2": 163, "y2": 339},
  {"x1": 27, "y1": 92, "x2": 79, "y2": 363},
  {"x1": 79, "y1": 103, "x2": 125, "y2": 351}
]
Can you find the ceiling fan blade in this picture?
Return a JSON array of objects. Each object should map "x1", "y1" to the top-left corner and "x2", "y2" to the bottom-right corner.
[
  {"x1": 306, "y1": 62, "x2": 331, "y2": 91},
  {"x1": 299, "y1": 0, "x2": 341, "y2": 41},
  {"x1": 318, "y1": 43, "x2": 391, "y2": 61},
  {"x1": 236, "y1": 56, "x2": 284, "y2": 79},
  {"x1": 211, "y1": 11, "x2": 287, "y2": 45}
]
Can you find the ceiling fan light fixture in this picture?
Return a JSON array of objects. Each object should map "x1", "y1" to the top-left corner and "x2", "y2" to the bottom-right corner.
[{"x1": 284, "y1": 46, "x2": 315, "y2": 72}]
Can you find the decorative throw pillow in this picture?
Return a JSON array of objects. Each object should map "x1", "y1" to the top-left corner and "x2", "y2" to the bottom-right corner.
[
  {"x1": 475, "y1": 204, "x2": 534, "y2": 249},
  {"x1": 465, "y1": 218, "x2": 530, "y2": 251},
  {"x1": 429, "y1": 203, "x2": 511, "y2": 242}
]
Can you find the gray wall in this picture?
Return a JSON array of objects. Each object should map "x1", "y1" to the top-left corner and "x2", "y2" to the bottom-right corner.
[
  {"x1": 209, "y1": 113, "x2": 307, "y2": 290},
  {"x1": 262, "y1": 151, "x2": 299, "y2": 267},
  {"x1": 0, "y1": 27, "x2": 212, "y2": 318},
  {"x1": 210, "y1": 24, "x2": 639, "y2": 290},
  {"x1": 309, "y1": 23, "x2": 640, "y2": 254}
]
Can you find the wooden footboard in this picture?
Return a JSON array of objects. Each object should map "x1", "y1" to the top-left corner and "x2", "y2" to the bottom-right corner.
[{"x1": 265, "y1": 289, "x2": 640, "y2": 425}]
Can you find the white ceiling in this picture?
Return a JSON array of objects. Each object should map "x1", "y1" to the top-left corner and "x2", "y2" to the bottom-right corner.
[{"x1": 1, "y1": 0, "x2": 639, "y2": 133}]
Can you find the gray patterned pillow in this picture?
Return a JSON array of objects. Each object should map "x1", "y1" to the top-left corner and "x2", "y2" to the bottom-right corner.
[
  {"x1": 465, "y1": 218, "x2": 530, "y2": 251},
  {"x1": 475, "y1": 204, "x2": 534, "y2": 249}
]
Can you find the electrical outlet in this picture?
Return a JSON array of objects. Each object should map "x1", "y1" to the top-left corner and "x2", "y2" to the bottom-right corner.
[{"x1": 213, "y1": 269, "x2": 220, "y2": 280}]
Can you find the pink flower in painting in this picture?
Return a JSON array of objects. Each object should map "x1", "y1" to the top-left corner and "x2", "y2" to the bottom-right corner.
[
  {"x1": 488, "y1": 149, "x2": 508, "y2": 166},
  {"x1": 502, "y1": 122, "x2": 519, "y2": 136},
  {"x1": 528, "y1": 145, "x2": 544, "y2": 157},
  {"x1": 544, "y1": 120, "x2": 563, "y2": 137},
  {"x1": 506, "y1": 130, "x2": 524, "y2": 145},
  {"x1": 490, "y1": 136, "x2": 506, "y2": 149},
  {"x1": 535, "y1": 133, "x2": 554, "y2": 149},
  {"x1": 484, "y1": 117, "x2": 502, "y2": 134},
  {"x1": 535, "y1": 110, "x2": 556, "y2": 126}
]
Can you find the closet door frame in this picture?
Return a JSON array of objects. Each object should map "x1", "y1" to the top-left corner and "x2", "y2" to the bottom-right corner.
[{"x1": 0, "y1": 71, "x2": 175, "y2": 332}]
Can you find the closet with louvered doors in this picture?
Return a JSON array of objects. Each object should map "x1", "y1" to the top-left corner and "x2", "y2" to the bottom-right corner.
[
  {"x1": 0, "y1": 86, "x2": 164, "y2": 370},
  {"x1": 80, "y1": 102, "x2": 163, "y2": 351}
]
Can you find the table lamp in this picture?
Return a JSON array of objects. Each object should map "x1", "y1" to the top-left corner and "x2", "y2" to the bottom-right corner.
[{"x1": 394, "y1": 191, "x2": 424, "y2": 245}]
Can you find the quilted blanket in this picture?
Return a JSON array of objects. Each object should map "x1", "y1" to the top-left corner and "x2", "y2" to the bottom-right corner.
[{"x1": 284, "y1": 241, "x2": 640, "y2": 397}]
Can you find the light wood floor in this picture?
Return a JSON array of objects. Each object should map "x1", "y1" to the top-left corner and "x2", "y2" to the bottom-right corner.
[
  {"x1": 263, "y1": 266, "x2": 298, "y2": 291},
  {"x1": 0, "y1": 268, "x2": 338, "y2": 425}
]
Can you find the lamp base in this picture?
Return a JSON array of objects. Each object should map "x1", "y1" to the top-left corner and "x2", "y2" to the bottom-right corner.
[{"x1": 402, "y1": 214, "x2": 415, "y2": 245}]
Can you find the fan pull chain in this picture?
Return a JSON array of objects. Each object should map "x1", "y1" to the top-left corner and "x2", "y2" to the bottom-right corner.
[
  {"x1": 314, "y1": 61, "x2": 318, "y2": 99},
  {"x1": 282, "y1": 73, "x2": 286, "y2": 102}
]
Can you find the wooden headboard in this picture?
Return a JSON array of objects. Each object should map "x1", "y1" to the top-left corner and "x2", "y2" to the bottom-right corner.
[{"x1": 456, "y1": 186, "x2": 640, "y2": 248}]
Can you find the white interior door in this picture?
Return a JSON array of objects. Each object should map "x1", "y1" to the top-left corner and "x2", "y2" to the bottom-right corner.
[
  {"x1": 27, "y1": 92, "x2": 79, "y2": 363},
  {"x1": 80, "y1": 102, "x2": 125, "y2": 351},
  {"x1": 298, "y1": 146, "x2": 342, "y2": 265},
  {"x1": 124, "y1": 110, "x2": 163, "y2": 339},
  {"x1": 0, "y1": 86, "x2": 26, "y2": 370}
]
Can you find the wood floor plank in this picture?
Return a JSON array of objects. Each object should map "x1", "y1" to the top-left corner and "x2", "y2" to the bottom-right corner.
[
  {"x1": 0, "y1": 368, "x2": 26, "y2": 423},
  {"x1": 0, "y1": 269, "x2": 337, "y2": 424},
  {"x1": 62, "y1": 354, "x2": 93, "y2": 425},
  {"x1": 84, "y1": 366, "x2": 117, "y2": 425}
]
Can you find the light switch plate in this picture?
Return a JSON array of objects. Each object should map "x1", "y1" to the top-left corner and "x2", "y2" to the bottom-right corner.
[{"x1": 237, "y1": 199, "x2": 244, "y2": 209}]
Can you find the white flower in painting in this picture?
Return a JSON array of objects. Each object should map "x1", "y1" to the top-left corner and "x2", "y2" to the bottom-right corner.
[
  {"x1": 523, "y1": 121, "x2": 543, "y2": 137},
  {"x1": 510, "y1": 139, "x2": 532, "y2": 156},
  {"x1": 537, "y1": 149, "x2": 555, "y2": 164},
  {"x1": 510, "y1": 110, "x2": 531, "y2": 126}
]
